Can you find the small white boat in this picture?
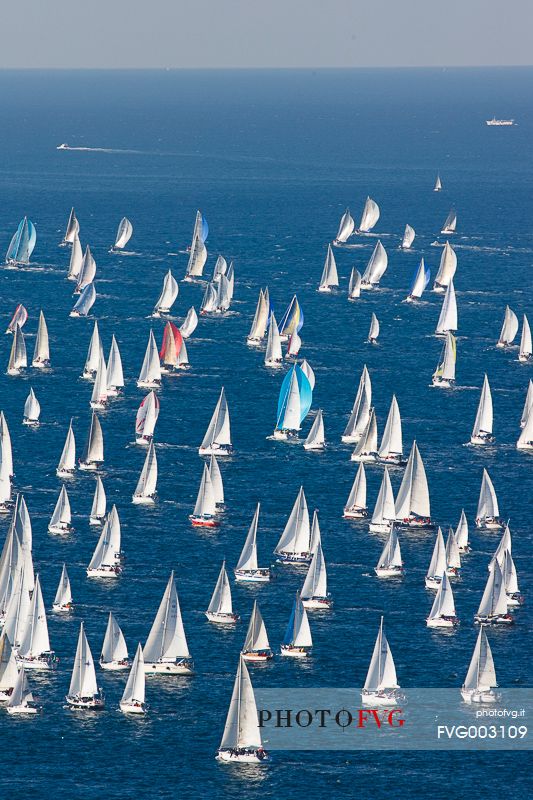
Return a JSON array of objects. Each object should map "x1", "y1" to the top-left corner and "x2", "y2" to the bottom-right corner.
[
  {"x1": 357, "y1": 196, "x2": 380, "y2": 234},
  {"x1": 377, "y1": 395, "x2": 405, "y2": 465},
  {"x1": 433, "y1": 242, "x2": 457, "y2": 292},
  {"x1": 432, "y1": 331, "x2": 456, "y2": 388},
  {"x1": 137, "y1": 331, "x2": 162, "y2": 389},
  {"x1": 216, "y1": 656, "x2": 268, "y2": 762},
  {"x1": 361, "y1": 618, "x2": 401, "y2": 706},
  {"x1": 445, "y1": 528, "x2": 461, "y2": 577},
  {"x1": 179, "y1": 306, "x2": 198, "y2": 339},
  {"x1": 22, "y1": 388, "x2": 40, "y2": 426},
  {"x1": 89, "y1": 351, "x2": 108, "y2": 410},
  {"x1": 135, "y1": 390, "x2": 160, "y2": 445},
  {"x1": 65, "y1": 623, "x2": 105, "y2": 710},
  {"x1": 81, "y1": 321, "x2": 102, "y2": 380},
  {"x1": 74, "y1": 245, "x2": 96, "y2": 294},
  {"x1": 425, "y1": 528, "x2": 447, "y2": 589},
  {"x1": 360, "y1": 241, "x2": 388, "y2": 289},
  {"x1": 400, "y1": 224, "x2": 415, "y2": 250},
  {"x1": 52, "y1": 564, "x2": 73, "y2": 612},
  {"x1": 67, "y1": 234, "x2": 83, "y2": 281},
  {"x1": 143, "y1": 572, "x2": 194, "y2": 675},
  {"x1": 406, "y1": 258, "x2": 430, "y2": 301},
  {"x1": 100, "y1": 612, "x2": 129, "y2": 671},
  {"x1": 342, "y1": 365, "x2": 371, "y2": 443},
  {"x1": 285, "y1": 330, "x2": 302, "y2": 359},
  {"x1": 241, "y1": 601, "x2": 273, "y2": 662},
  {"x1": 274, "y1": 486, "x2": 312, "y2": 563},
  {"x1": 454, "y1": 509, "x2": 470, "y2": 553},
  {"x1": 132, "y1": 441, "x2": 158, "y2": 504},
  {"x1": 281, "y1": 592, "x2": 312, "y2": 657},
  {"x1": 6, "y1": 668, "x2": 38, "y2": 715},
  {"x1": 470, "y1": 375, "x2": 494, "y2": 444},
  {"x1": 474, "y1": 561, "x2": 513, "y2": 625},
  {"x1": 303, "y1": 409, "x2": 325, "y2": 450},
  {"x1": 57, "y1": 420, "x2": 76, "y2": 477},
  {"x1": 184, "y1": 210, "x2": 208, "y2": 281},
  {"x1": 60, "y1": 207, "x2": 80, "y2": 246},
  {"x1": 301, "y1": 541, "x2": 331, "y2": 609},
  {"x1": 426, "y1": 572, "x2": 458, "y2": 628},
  {"x1": 200, "y1": 282, "x2": 218, "y2": 314},
  {"x1": 434, "y1": 174, "x2": 442, "y2": 192},
  {"x1": 435, "y1": 280, "x2": 458, "y2": 336},
  {"x1": 518, "y1": 314, "x2": 532, "y2": 361},
  {"x1": 300, "y1": 359, "x2": 315, "y2": 390},
  {"x1": 394, "y1": 441, "x2": 432, "y2": 528},
  {"x1": 189, "y1": 463, "x2": 220, "y2": 528},
  {"x1": 234, "y1": 504, "x2": 270, "y2": 582},
  {"x1": 441, "y1": 208, "x2": 457, "y2": 234},
  {"x1": 153, "y1": 268, "x2": 179, "y2": 317},
  {"x1": 318, "y1": 244, "x2": 339, "y2": 292},
  {"x1": 350, "y1": 407, "x2": 378, "y2": 462},
  {"x1": 264, "y1": 312, "x2": 283, "y2": 367},
  {"x1": 48, "y1": 485, "x2": 72, "y2": 534},
  {"x1": 366, "y1": 313, "x2": 380, "y2": 344},
  {"x1": 86, "y1": 508, "x2": 122, "y2": 578},
  {"x1": 5, "y1": 217, "x2": 36, "y2": 267},
  {"x1": 31, "y1": 311, "x2": 50, "y2": 368},
  {"x1": 0, "y1": 631, "x2": 20, "y2": 700},
  {"x1": 205, "y1": 561, "x2": 239, "y2": 624},
  {"x1": 111, "y1": 217, "x2": 133, "y2": 252},
  {"x1": 375, "y1": 524, "x2": 403, "y2": 578},
  {"x1": 17, "y1": 574, "x2": 57, "y2": 670},
  {"x1": 461, "y1": 626, "x2": 499, "y2": 704},
  {"x1": 475, "y1": 469, "x2": 503, "y2": 529},
  {"x1": 6, "y1": 324, "x2": 27, "y2": 376},
  {"x1": 348, "y1": 267, "x2": 361, "y2": 300},
  {"x1": 6, "y1": 304, "x2": 28, "y2": 335},
  {"x1": 78, "y1": 412, "x2": 104, "y2": 471},
  {"x1": 198, "y1": 388, "x2": 232, "y2": 456},
  {"x1": 119, "y1": 643, "x2": 146, "y2": 714},
  {"x1": 90, "y1": 475, "x2": 107, "y2": 524},
  {"x1": 343, "y1": 462, "x2": 368, "y2": 519},
  {"x1": 69, "y1": 282, "x2": 96, "y2": 317},
  {"x1": 247, "y1": 289, "x2": 269, "y2": 345},
  {"x1": 520, "y1": 380, "x2": 533, "y2": 429},
  {"x1": 369, "y1": 467, "x2": 395, "y2": 533},
  {"x1": 496, "y1": 305, "x2": 518, "y2": 348},
  {"x1": 333, "y1": 208, "x2": 355, "y2": 244},
  {"x1": 106, "y1": 335, "x2": 124, "y2": 396},
  {"x1": 517, "y1": 398, "x2": 533, "y2": 450}
]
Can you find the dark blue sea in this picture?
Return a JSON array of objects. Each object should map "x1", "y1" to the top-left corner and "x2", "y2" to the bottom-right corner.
[{"x1": 0, "y1": 68, "x2": 531, "y2": 799}]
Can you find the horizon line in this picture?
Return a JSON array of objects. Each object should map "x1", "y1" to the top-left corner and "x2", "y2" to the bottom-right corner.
[{"x1": 0, "y1": 64, "x2": 532, "y2": 71}]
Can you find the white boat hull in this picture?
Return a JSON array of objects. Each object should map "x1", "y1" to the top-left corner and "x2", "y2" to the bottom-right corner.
[
  {"x1": 425, "y1": 577, "x2": 442, "y2": 590},
  {"x1": 87, "y1": 566, "x2": 122, "y2": 578},
  {"x1": 361, "y1": 691, "x2": 400, "y2": 707},
  {"x1": 100, "y1": 660, "x2": 129, "y2": 671},
  {"x1": 343, "y1": 508, "x2": 368, "y2": 519},
  {"x1": 65, "y1": 695, "x2": 105, "y2": 710},
  {"x1": 132, "y1": 494, "x2": 156, "y2": 505},
  {"x1": 302, "y1": 597, "x2": 332, "y2": 609},
  {"x1": 52, "y1": 602, "x2": 73, "y2": 613},
  {"x1": 78, "y1": 461, "x2": 100, "y2": 472},
  {"x1": 264, "y1": 359, "x2": 283, "y2": 368},
  {"x1": 205, "y1": 611, "x2": 239, "y2": 624},
  {"x1": 137, "y1": 380, "x2": 161, "y2": 389},
  {"x1": 517, "y1": 441, "x2": 533, "y2": 451},
  {"x1": 7, "y1": 705, "x2": 38, "y2": 715},
  {"x1": 427, "y1": 616, "x2": 458, "y2": 628},
  {"x1": 48, "y1": 523, "x2": 72, "y2": 535},
  {"x1": 375, "y1": 566, "x2": 403, "y2": 578},
  {"x1": 280, "y1": 645, "x2": 311, "y2": 658},
  {"x1": 120, "y1": 701, "x2": 146, "y2": 714},
  {"x1": 273, "y1": 429, "x2": 299, "y2": 441},
  {"x1": 144, "y1": 660, "x2": 194, "y2": 675},
  {"x1": 234, "y1": 569, "x2": 270, "y2": 582},
  {"x1": 461, "y1": 689, "x2": 499, "y2": 704},
  {"x1": 17, "y1": 656, "x2": 54, "y2": 671},
  {"x1": 241, "y1": 651, "x2": 273, "y2": 662},
  {"x1": 470, "y1": 434, "x2": 495, "y2": 445},
  {"x1": 303, "y1": 442, "x2": 325, "y2": 451},
  {"x1": 22, "y1": 418, "x2": 39, "y2": 426},
  {"x1": 198, "y1": 445, "x2": 233, "y2": 457},
  {"x1": 350, "y1": 453, "x2": 377, "y2": 463},
  {"x1": 216, "y1": 749, "x2": 268, "y2": 763},
  {"x1": 56, "y1": 468, "x2": 76, "y2": 478},
  {"x1": 369, "y1": 521, "x2": 392, "y2": 534},
  {"x1": 89, "y1": 516, "x2": 105, "y2": 525}
]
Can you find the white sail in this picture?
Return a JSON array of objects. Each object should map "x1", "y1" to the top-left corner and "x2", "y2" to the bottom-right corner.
[
  {"x1": 68, "y1": 623, "x2": 98, "y2": 698},
  {"x1": 179, "y1": 307, "x2": 198, "y2": 339},
  {"x1": 441, "y1": 208, "x2": 457, "y2": 234},
  {"x1": 301, "y1": 541, "x2": 328, "y2": 599},
  {"x1": 23, "y1": 388, "x2": 40, "y2": 422},
  {"x1": 192, "y1": 463, "x2": 217, "y2": 517},
  {"x1": 208, "y1": 454, "x2": 224, "y2": 506},
  {"x1": 476, "y1": 469, "x2": 500, "y2": 522},
  {"x1": 138, "y1": 330, "x2": 162, "y2": 387},
  {"x1": 283, "y1": 592, "x2": 312, "y2": 648},
  {"x1": 426, "y1": 528, "x2": 447, "y2": 580},
  {"x1": 517, "y1": 401, "x2": 533, "y2": 449},
  {"x1": 400, "y1": 224, "x2": 415, "y2": 249},
  {"x1": 497, "y1": 305, "x2": 518, "y2": 346},
  {"x1": 394, "y1": 441, "x2": 431, "y2": 521},
  {"x1": 348, "y1": 268, "x2": 361, "y2": 300},
  {"x1": 476, "y1": 561, "x2": 508, "y2": 618},
  {"x1": 154, "y1": 269, "x2": 179, "y2": 315},
  {"x1": 0, "y1": 413, "x2": 13, "y2": 478},
  {"x1": 300, "y1": 359, "x2": 315, "y2": 390},
  {"x1": 407, "y1": 258, "x2": 429, "y2": 300},
  {"x1": 351, "y1": 407, "x2": 378, "y2": 460},
  {"x1": 435, "y1": 279, "x2": 457, "y2": 335},
  {"x1": 87, "y1": 509, "x2": 121, "y2": 573},
  {"x1": 275, "y1": 487, "x2": 310, "y2": 556},
  {"x1": 143, "y1": 572, "x2": 191, "y2": 663},
  {"x1": 445, "y1": 529, "x2": 461, "y2": 571},
  {"x1": 463, "y1": 627, "x2": 497, "y2": 692},
  {"x1": 361, "y1": 241, "x2": 388, "y2": 287},
  {"x1": 247, "y1": 289, "x2": 269, "y2": 342},
  {"x1": 342, "y1": 365, "x2": 372, "y2": 442},
  {"x1": 90, "y1": 351, "x2": 108, "y2": 408},
  {"x1": 286, "y1": 331, "x2": 301, "y2": 357},
  {"x1": 18, "y1": 573, "x2": 51, "y2": 660},
  {"x1": 364, "y1": 618, "x2": 399, "y2": 691},
  {"x1": 376, "y1": 525, "x2": 403, "y2": 571},
  {"x1": 80, "y1": 412, "x2": 104, "y2": 466},
  {"x1": 68, "y1": 234, "x2": 83, "y2": 280},
  {"x1": 53, "y1": 564, "x2": 72, "y2": 609},
  {"x1": 83, "y1": 321, "x2": 102, "y2": 377},
  {"x1": 434, "y1": 242, "x2": 457, "y2": 289},
  {"x1": 378, "y1": 396, "x2": 403, "y2": 460},
  {"x1": 32, "y1": 311, "x2": 50, "y2": 367},
  {"x1": 344, "y1": 462, "x2": 367, "y2": 514},
  {"x1": 235, "y1": 505, "x2": 261, "y2": 572},
  {"x1": 371, "y1": 468, "x2": 396, "y2": 526},
  {"x1": 243, "y1": 601, "x2": 270, "y2": 653},
  {"x1": 101, "y1": 612, "x2": 128, "y2": 664},
  {"x1": 6, "y1": 667, "x2": 33, "y2": 710},
  {"x1": 358, "y1": 196, "x2": 380, "y2": 233},
  {"x1": 219, "y1": 656, "x2": 263, "y2": 751},
  {"x1": 264, "y1": 313, "x2": 283, "y2": 366},
  {"x1": 49, "y1": 485, "x2": 71, "y2": 530},
  {"x1": 57, "y1": 420, "x2": 76, "y2": 475},
  {"x1": 428, "y1": 572, "x2": 456, "y2": 621},
  {"x1": 304, "y1": 409, "x2": 325, "y2": 450},
  {"x1": 136, "y1": 391, "x2": 159, "y2": 442},
  {"x1": 335, "y1": 208, "x2": 355, "y2": 243},
  {"x1": 276, "y1": 368, "x2": 301, "y2": 432},
  {"x1": 14, "y1": 497, "x2": 34, "y2": 593},
  {"x1": 7, "y1": 324, "x2": 27, "y2": 373},
  {"x1": 318, "y1": 244, "x2": 339, "y2": 291},
  {"x1": 212, "y1": 255, "x2": 227, "y2": 282},
  {"x1": 0, "y1": 526, "x2": 22, "y2": 620},
  {"x1": 62, "y1": 207, "x2": 80, "y2": 245},
  {"x1": 0, "y1": 631, "x2": 19, "y2": 691},
  {"x1": 113, "y1": 217, "x2": 133, "y2": 250},
  {"x1": 367, "y1": 313, "x2": 380, "y2": 342},
  {"x1": 199, "y1": 388, "x2": 232, "y2": 453},
  {"x1": 76, "y1": 245, "x2": 96, "y2": 291},
  {"x1": 106, "y1": 335, "x2": 124, "y2": 393},
  {"x1": 207, "y1": 562, "x2": 233, "y2": 616},
  {"x1": 3, "y1": 566, "x2": 32, "y2": 649},
  {"x1": 521, "y1": 380, "x2": 533, "y2": 428},
  {"x1": 70, "y1": 282, "x2": 96, "y2": 317},
  {"x1": 519, "y1": 315, "x2": 532, "y2": 360},
  {"x1": 434, "y1": 174, "x2": 442, "y2": 191},
  {"x1": 433, "y1": 332, "x2": 456, "y2": 382},
  {"x1": 455, "y1": 510, "x2": 469, "y2": 551},
  {"x1": 472, "y1": 375, "x2": 493, "y2": 440},
  {"x1": 133, "y1": 442, "x2": 158, "y2": 501},
  {"x1": 121, "y1": 643, "x2": 145, "y2": 707}
]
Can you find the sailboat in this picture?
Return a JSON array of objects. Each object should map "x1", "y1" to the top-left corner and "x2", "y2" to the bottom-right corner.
[
  {"x1": 496, "y1": 305, "x2": 518, "y2": 347},
  {"x1": 470, "y1": 375, "x2": 494, "y2": 444},
  {"x1": 274, "y1": 365, "x2": 312, "y2": 441},
  {"x1": 406, "y1": 258, "x2": 430, "y2": 302},
  {"x1": 342, "y1": 366, "x2": 372, "y2": 443},
  {"x1": 111, "y1": 217, "x2": 133, "y2": 252},
  {"x1": 199, "y1": 388, "x2": 232, "y2": 455},
  {"x1": 425, "y1": 528, "x2": 448, "y2": 589},
  {"x1": 78, "y1": 412, "x2": 104, "y2": 471},
  {"x1": 435, "y1": 280, "x2": 458, "y2": 335},
  {"x1": 52, "y1": 564, "x2": 73, "y2": 612},
  {"x1": 350, "y1": 407, "x2": 378, "y2": 462},
  {"x1": 377, "y1": 395, "x2": 405, "y2": 465},
  {"x1": 143, "y1": 572, "x2": 193, "y2": 674},
  {"x1": 100, "y1": 612, "x2": 129, "y2": 670},
  {"x1": 5, "y1": 217, "x2": 36, "y2": 266},
  {"x1": 303, "y1": 409, "x2": 325, "y2": 451},
  {"x1": 189, "y1": 463, "x2": 220, "y2": 527},
  {"x1": 518, "y1": 314, "x2": 532, "y2": 362},
  {"x1": 426, "y1": 572, "x2": 458, "y2": 628},
  {"x1": 274, "y1": 486, "x2": 313, "y2": 563},
  {"x1": 369, "y1": 467, "x2": 396, "y2": 533},
  {"x1": 213, "y1": 274, "x2": 232, "y2": 314},
  {"x1": 375, "y1": 525, "x2": 403, "y2": 577},
  {"x1": 120, "y1": 643, "x2": 146, "y2": 714},
  {"x1": 461, "y1": 626, "x2": 499, "y2": 704},
  {"x1": 106, "y1": 336, "x2": 124, "y2": 395},
  {"x1": 216, "y1": 656, "x2": 268, "y2": 762},
  {"x1": 285, "y1": 331, "x2": 301, "y2": 359},
  {"x1": 0, "y1": 412, "x2": 13, "y2": 479},
  {"x1": 264, "y1": 312, "x2": 283, "y2": 367},
  {"x1": 520, "y1": 380, "x2": 533, "y2": 428},
  {"x1": 48, "y1": 485, "x2": 72, "y2": 534},
  {"x1": 159, "y1": 321, "x2": 183, "y2": 373},
  {"x1": 179, "y1": 306, "x2": 198, "y2": 339},
  {"x1": 278, "y1": 295, "x2": 303, "y2": 342},
  {"x1": 70, "y1": 283, "x2": 96, "y2": 317},
  {"x1": 432, "y1": 331, "x2": 456, "y2": 388},
  {"x1": 212, "y1": 255, "x2": 227, "y2": 283},
  {"x1": 67, "y1": 234, "x2": 83, "y2": 280},
  {"x1": 475, "y1": 469, "x2": 503, "y2": 529},
  {"x1": 75, "y1": 245, "x2": 96, "y2": 293},
  {"x1": 132, "y1": 442, "x2": 158, "y2": 504},
  {"x1": 82, "y1": 321, "x2": 102, "y2": 380},
  {"x1": 153, "y1": 269, "x2": 179, "y2": 317},
  {"x1": 6, "y1": 304, "x2": 28, "y2": 334},
  {"x1": 434, "y1": 174, "x2": 442, "y2": 192},
  {"x1": 17, "y1": 574, "x2": 56, "y2": 670},
  {"x1": 208, "y1": 454, "x2": 224, "y2": 510},
  {"x1": 86, "y1": 508, "x2": 123, "y2": 577},
  {"x1": 500, "y1": 549, "x2": 523, "y2": 608},
  {"x1": 433, "y1": 242, "x2": 457, "y2": 292},
  {"x1": 348, "y1": 268, "x2": 362, "y2": 300},
  {"x1": 281, "y1": 592, "x2": 312, "y2": 657},
  {"x1": 400, "y1": 224, "x2": 415, "y2": 250},
  {"x1": 22, "y1": 388, "x2": 40, "y2": 426},
  {"x1": 361, "y1": 618, "x2": 400, "y2": 705},
  {"x1": 361, "y1": 241, "x2": 388, "y2": 289},
  {"x1": 90, "y1": 352, "x2": 108, "y2": 410},
  {"x1": 300, "y1": 359, "x2": 315, "y2": 390},
  {"x1": 206, "y1": 561, "x2": 239, "y2": 624},
  {"x1": 366, "y1": 313, "x2": 380, "y2": 344},
  {"x1": 57, "y1": 420, "x2": 76, "y2": 477},
  {"x1": 61, "y1": 207, "x2": 80, "y2": 246},
  {"x1": 234, "y1": 504, "x2": 270, "y2": 582},
  {"x1": 343, "y1": 462, "x2": 368, "y2": 519},
  {"x1": 441, "y1": 208, "x2": 457, "y2": 234},
  {"x1": 6, "y1": 668, "x2": 38, "y2": 715},
  {"x1": 184, "y1": 210, "x2": 208, "y2": 281},
  {"x1": 6, "y1": 324, "x2": 27, "y2": 375},
  {"x1": 318, "y1": 244, "x2": 339, "y2": 292},
  {"x1": 450, "y1": 511, "x2": 469, "y2": 556},
  {"x1": 333, "y1": 208, "x2": 355, "y2": 244},
  {"x1": 247, "y1": 289, "x2": 269, "y2": 345},
  {"x1": 301, "y1": 541, "x2": 331, "y2": 608},
  {"x1": 357, "y1": 197, "x2": 380, "y2": 234},
  {"x1": 0, "y1": 632, "x2": 19, "y2": 700},
  {"x1": 31, "y1": 311, "x2": 50, "y2": 368},
  {"x1": 474, "y1": 561, "x2": 513, "y2": 625},
  {"x1": 65, "y1": 622, "x2": 104, "y2": 709},
  {"x1": 137, "y1": 331, "x2": 162, "y2": 388},
  {"x1": 241, "y1": 601, "x2": 273, "y2": 662},
  {"x1": 394, "y1": 441, "x2": 432, "y2": 527},
  {"x1": 517, "y1": 399, "x2": 533, "y2": 450},
  {"x1": 135, "y1": 391, "x2": 160, "y2": 445}
]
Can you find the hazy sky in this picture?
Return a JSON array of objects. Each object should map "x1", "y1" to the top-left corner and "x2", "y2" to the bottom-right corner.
[{"x1": 2, "y1": 0, "x2": 532, "y2": 69}]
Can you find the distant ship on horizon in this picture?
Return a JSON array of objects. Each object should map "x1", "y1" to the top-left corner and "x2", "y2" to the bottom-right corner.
[
  {"x1": 57, "y1": 143, "x2": 69, "y2": 149},
  {"x1": 486, "y1": 118, "x2": 515, "y2": 126}
]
